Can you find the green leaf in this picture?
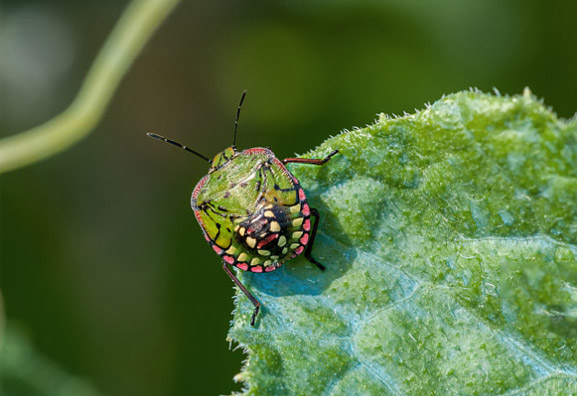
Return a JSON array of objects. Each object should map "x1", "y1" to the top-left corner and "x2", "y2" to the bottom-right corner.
[{"x1": 228, "y1": 89, "x2": 577, "y2": 395}]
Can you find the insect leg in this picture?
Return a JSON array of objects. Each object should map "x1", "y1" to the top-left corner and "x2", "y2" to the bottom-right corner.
[
  {"x1": 303, "y1": 208, "x2": 326, "y2": 271},
  {"x1": 283, "y1": 150, "x2": 339, "y2": 165},
  {"x1": 222, "y1": 263, "x2": 261, "y2": 326}
]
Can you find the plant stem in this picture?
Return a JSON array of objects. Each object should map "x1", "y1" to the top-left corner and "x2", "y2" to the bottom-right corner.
[{"x1": 0, "y1": 0, "x2": 181, "y2": 174}]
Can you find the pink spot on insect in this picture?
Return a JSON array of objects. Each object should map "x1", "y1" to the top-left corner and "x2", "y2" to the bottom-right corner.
[
  {"x1": 300, "y1": 233, "x2": 309, "y2": 245},
  {"x1": 224, "y1": 255, "x2": 235, "y2": 264},
  {"x1": 298, "y1": 188, "x2": 306, "y2": 201},
  {"x1": 303, "y1": 219, "x2": 311, "y2": 231},
  {"x1": 257, "y1": 233, "x2": 278, "y2": 248},
  {"x1": 245, "y1": 147, "x2": 271, "y2": 156},
  {"x1": 251, "y1": 265, "x2": 263, "y2": 273},
  {"x1": 302, "y1": 203, "x2": 310, "y2": 216},
  {"x1": 295, "y1": 246, "x2": 304, "y2": 255},
  {"x1": 290, "y1": 253, "x2": 297, "y2": 259},
  {"x1": 194, "y1": 210, "x2": 204, "y2": 225},
  {"x1": 212, "y1": 245, "x2": 223, "y2": 255},
  {"x1": 265, "y1": 266, "x2": 276, "y2": 272},
  {"x1": 236, "y1": 263, "x2": 249, "y2": 271},
  {"x1": 192, "y1": 175, "x2": 209, "y2": 200},
  {"x1": 204, "y1": 234, "x2": 210, "y2": 242}
]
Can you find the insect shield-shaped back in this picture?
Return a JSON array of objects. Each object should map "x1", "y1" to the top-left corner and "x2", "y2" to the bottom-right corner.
[{"x1": 191, "y1": 147, "x2": 312, "y2": 273}]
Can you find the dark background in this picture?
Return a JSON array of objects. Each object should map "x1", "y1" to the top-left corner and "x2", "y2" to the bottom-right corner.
[{"x1": 1, "y1": 0, "x2": 576, "y2": 395}]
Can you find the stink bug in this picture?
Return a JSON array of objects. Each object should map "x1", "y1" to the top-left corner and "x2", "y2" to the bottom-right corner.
[{"x1": 147, "y1": 91, "x2": 338, "y2": 325}]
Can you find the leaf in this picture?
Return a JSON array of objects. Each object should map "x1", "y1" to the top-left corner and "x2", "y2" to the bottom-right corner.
[{"x1": 228, "y1": 89, "x2": 577, "y2": 395}]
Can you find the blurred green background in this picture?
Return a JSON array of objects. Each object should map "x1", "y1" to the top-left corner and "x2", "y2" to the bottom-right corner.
[{"x1": 1, "y1": 0, "x2": 576, "y2": 395}]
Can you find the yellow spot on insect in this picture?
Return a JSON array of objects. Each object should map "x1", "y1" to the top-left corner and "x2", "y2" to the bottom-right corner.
[
  {"x1": 290, "y1": 204, "x2": 301, "y2": 214},
  {"x1": 239, "y1": 227, "x2": 246, "y2": 237},
  {"x1": 290, "y1": 243, "x2": 300, "y2": 249},
  {"x1": 238, "y1": 253, "x2": 248, "y2": 262},
  {"x1": 270, "y1": 221, "x2": 281, "y2": 232},
  {"x1": 292, "y1": 231, "x2": 303, "y2": 239},
  {"x1": 292, "y1": 217, "x2": 304, "y2": 227},
  {"x1": 265, "y1": 204, "x2": 274, "y2": 209},
  {"x1": 264, "y1": 210, "x2": 275, "y2": 218},
  {"x1": 282, "y1": 247, "x2": 288, "y2": 254},
  {"x1": 264, "y1": 260, "x2": 272, "y2": 266},
  {"x1": 250, "y1": 257, "x2": 260, "y2": 266},
  {"x1": 246, "y1": 237, "x2": 256, "y2": 248},
  {"x1": 278, "y1": 235, "x2": 287, "y2": 247},
  {"x1": 226, "y1": 246, "x2": 237, "y2": 255},
  {"x1": 234, "y1": 225, "x2": 240, "y2": 232},
  {"x1": 270, "y1": 256, "x2": 279, "y2": 260},
  {"x1": 258, "y1": 249, "x2": 271, "y2": 256}
]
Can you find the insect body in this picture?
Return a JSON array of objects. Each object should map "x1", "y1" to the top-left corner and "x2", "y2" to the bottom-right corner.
[{"x1": 147, "y1": 91, "x2": 338, "y2": 326}]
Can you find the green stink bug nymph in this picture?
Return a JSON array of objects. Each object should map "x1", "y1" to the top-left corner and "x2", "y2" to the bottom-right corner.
[{"x1": 147, "y1": 91, "x2": 338, "y2": 326}]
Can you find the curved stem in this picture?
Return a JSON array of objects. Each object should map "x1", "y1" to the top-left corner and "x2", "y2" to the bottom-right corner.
[{"x1": 0, "y1": 0, "x2": 181, "y2": 174}]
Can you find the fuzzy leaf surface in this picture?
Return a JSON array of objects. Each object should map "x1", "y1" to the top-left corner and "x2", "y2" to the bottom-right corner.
[{"x1": 229, "y1": 90, "x2": 577, "y2": 395}]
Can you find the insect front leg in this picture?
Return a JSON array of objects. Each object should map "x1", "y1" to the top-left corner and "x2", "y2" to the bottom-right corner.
[
  {"x1": 283, "y1": 150, "x2": 339, "y2": 165},
  {"x1": 222, "y1": 264, "x2": 261, "y2": 326}
]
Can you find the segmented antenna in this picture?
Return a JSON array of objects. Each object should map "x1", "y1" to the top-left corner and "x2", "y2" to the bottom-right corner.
[
  {"x1": 146, "y1": 133, "x2": 211, "y2": 162},
  {"x1": 232, "y1": 90, "x2": 247, "y2": 148}
]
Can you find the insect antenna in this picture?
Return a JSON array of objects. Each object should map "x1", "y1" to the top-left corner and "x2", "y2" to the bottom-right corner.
[
  {"x1": 232, "y1": 90, "x2": 247, "y2": 148},
  {"x1": 146, "y1": 133, "x2": 211, "y2": 163}
]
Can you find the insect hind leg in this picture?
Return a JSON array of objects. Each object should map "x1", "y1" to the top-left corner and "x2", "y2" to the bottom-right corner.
[
  {"x1": 304, "y1": 208, "x2": 326, "y2": 271},
  {"x1": 222, "y1": 264, "x2": 261, "y2": 326}
]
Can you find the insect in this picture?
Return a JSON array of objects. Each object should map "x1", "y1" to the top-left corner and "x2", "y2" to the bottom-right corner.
[{"x1": 147, "y1": 91, "x2": 338, "y2": 325}]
